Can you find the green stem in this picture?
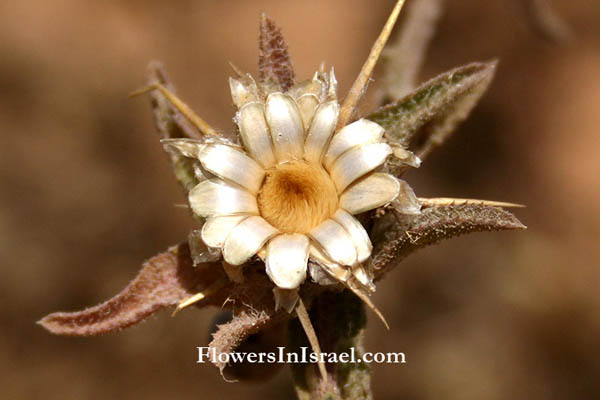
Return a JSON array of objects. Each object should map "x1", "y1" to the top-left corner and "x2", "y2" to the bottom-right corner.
[{"x1": 289, "y1": 290, "x2": 372, "y2": 400}]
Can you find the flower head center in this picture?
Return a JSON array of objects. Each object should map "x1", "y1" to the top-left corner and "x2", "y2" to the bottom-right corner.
[{"x1": 257, "y1": 161, "x2": 338, "y2": 234}]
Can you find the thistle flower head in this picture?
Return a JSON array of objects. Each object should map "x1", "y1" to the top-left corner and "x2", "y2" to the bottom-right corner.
[{"x1": 164, "y1": 68, "x2": 421, "y2": 310}]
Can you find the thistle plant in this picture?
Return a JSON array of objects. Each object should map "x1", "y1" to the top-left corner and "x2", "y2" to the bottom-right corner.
[{"x1": 39, "y1": 1, "x2": 525, "y2": 398}]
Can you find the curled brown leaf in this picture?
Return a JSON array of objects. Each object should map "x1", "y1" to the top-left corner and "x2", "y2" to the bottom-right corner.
[
  {"x1": 38, "y1": 244, "x2": 301, "y2": 339},
  {"x1": 38, "y1": 243, "x2": 222, "y2": 336},
  {"x1": 208, "y1": 310, "x2": 272, "y2": 373}
]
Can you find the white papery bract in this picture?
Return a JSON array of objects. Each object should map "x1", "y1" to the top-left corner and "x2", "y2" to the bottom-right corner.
[{"x1": 165, "y1": 70, "x2": 421, "y2": 311}]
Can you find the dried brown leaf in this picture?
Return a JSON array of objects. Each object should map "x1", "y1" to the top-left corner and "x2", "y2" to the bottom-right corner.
[
  {"x1": 38, "y1": 243, "x2": 309, "y2": 339},
  {"x1": 38, "y1": 243, "x2": 222, "y2": 336},
  {"x1": 369, "y1": 204, "x2": 526, "y2": 279},
  {"x1": 258, "y1": 13, "x2": 295, "y2": 92}
]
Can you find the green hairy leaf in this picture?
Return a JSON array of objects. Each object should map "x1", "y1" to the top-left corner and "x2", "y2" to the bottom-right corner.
[{"x1": 368, "y1": 61, "x2": 497, "y2": 159}]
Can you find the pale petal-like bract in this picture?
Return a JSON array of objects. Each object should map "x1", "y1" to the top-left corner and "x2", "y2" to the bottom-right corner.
[
  {"x1": 327, "y1": 67, "x2": 338, "y2": 100},
  {"x1": 229, "y1": 77, "x2": 258, "y2": 108},
  {"x1": 198, "y1": 144, "x2": 265, "y2": 193},
  {"x1": 223, "y1": 216, "x2": 279, "y2": 265},
  {"x1": 304, "y1": 100, "x2": 339, "y2": 164},
  {"x1": 189, "y1": 180, "x2": 258, "y2": 217},
  {"x1": 394, "y1": 179, "x2": 422, "y2": 215},
  {"x1": 265, "y1": 234, "x2": 309, "y2": 289},
  {"x1": 339, "y1": 172, "x2": 400, "y2": 214},
  {"x1": 309, "y1": 245, "x2": 352, "y2": 282},
  {"x1": 162, "y1": 138, "x2": 205, "y2": 159},
  {"x1": 265, "y1": 93, "x2": 305, "y2": 161},
  {"x1": 323, "y1": 119, "x2": 385, "y2": 170},
  {"x1": 296, "y1": 94, "x2": 320, "y2": 129},
  {"x1": 201, "y1": 215, "x2": 248, "y2": 248},
  {"x1": 332, "y1": 209, "x2": 372, "y2": 263},
  {"x1": 329, "y1": 142, "x2": 392, "y2": 193},
  {"x1": 273, "y1": 288, "x2": 300, "y2": 313},
  {"x1": 351, "y1": 264, "x2": 375, "y2": 292},
  {"x1": 392, "y1": 146, "x2": 422, "y2": 168},
  {"x1": 309, "y1": 219, "x2": 357, "y2": 266},
  {"x1": 237, "y1": 102, "x2": 277, "y2": 168},
  {"x1": 288, "y1": 74, "x2": 324, "y2": 100}
]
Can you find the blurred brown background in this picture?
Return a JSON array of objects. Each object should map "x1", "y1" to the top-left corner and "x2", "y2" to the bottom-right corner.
[{"x1": 2, "y1": 0, "x2": 599, "y2": 399}]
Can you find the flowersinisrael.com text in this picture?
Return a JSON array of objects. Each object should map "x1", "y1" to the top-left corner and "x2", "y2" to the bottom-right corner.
[{"x1": 197, "y1": 347, "x2": 406, "y2": 365}]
